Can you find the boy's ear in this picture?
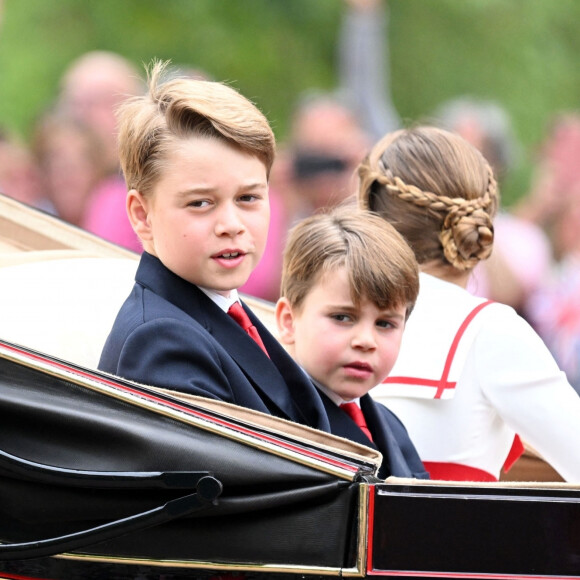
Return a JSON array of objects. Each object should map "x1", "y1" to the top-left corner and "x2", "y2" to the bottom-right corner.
[
  {"x1": 275, "y1": 297, "x2": 296, "y2": 346},
  {"x1": 127, "y1": 189, "x2": 152, "y2": 241}
]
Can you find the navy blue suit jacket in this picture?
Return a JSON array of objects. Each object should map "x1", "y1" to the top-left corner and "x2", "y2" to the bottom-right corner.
[
  {"x1": 320, "y1": 393, "x2": 429, "y2": 480},
  {"x1": 99, "y1": 252, "x2": 331, "y2": 431},
  {"x1": 99, "y1": 252, "x2": 428, "y2": 479}
]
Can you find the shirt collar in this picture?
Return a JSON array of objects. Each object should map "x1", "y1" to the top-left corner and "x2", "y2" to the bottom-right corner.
[
  {"x1": 310, "y1": 376, "x2": 361, "y2": 407},
  {"x1": 198, "y1": 287, "x2": 240, "y2": 313}
]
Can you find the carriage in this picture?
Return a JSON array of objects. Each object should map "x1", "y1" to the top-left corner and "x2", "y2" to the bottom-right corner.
[{"x1": 0, "y1": 193, "x2": 578, "y2": 580}]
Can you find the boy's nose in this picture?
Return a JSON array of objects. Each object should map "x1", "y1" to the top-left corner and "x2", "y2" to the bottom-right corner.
[
  {"x1": 215, "y1": 204, "x2": 245, "y2": 236},
  {"x1": 351, "y1": 326, "x2": 377, "y2": 351}
]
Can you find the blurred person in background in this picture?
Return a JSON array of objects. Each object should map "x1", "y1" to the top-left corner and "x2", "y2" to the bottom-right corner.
[
  {"x1": 56, "y1": 50, "x2": 144, "y2": 252},
  {"x1": 515, "y1": 113, "x2": 580, "y2": 258},
  {"x1": 57, "y1": 50, "x2": 142, "y2": 175},
  {"x1": 240, "y1": 92, "x2": 371, "y2": 302},
  {"x1": 0, "y1": 3, "x2": 46, "y2": 212},
  {"x1": 31, "y1": 112, "x2": 106, "y2": 227},
  {"x1": 517, "y1": 114, "x2": 580, "y2": 394},
  {"x1": 241, "y1": 0, "x2": 377, "y2": 302},
  {"x1": 279, "y1": 92, "x2": 371, "y2": 215},
  {"x1": 0, "y1": 128, "x2": 47, "y2": 210}
]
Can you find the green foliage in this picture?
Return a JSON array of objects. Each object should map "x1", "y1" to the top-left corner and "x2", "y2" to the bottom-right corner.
[
  {"x1": 2, "y1": 0, "x2": 580, "y2": 205},
  {"x1": 388, "y1": 0, "x2": 580, "y2": 204},
  {"x1": 0, "y1": 0, "x2": 341, "y2": 139}
]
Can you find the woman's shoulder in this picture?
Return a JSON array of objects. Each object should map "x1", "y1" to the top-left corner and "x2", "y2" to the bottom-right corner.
[
  {"x1": 473, "y1": 298, "x2": 558, "y2": 367},
  {"x1": 415, "y1": 273, "x2": 493, "y2": 320},
  {"x1": 475, "y1": 299, "x2": 530, "y2": 333}
]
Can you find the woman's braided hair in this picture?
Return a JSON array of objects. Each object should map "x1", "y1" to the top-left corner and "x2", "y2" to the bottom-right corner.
[{"x1": 358, "y1": 127, "x2": 499, "y2": 271}]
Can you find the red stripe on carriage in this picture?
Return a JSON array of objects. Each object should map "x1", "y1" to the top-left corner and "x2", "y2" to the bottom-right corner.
[
  {"x1": 0, "y1": 342, "x2": 360, "y2": 474},
  {"x1": 0, "y1": 575, "x2": 53, "y2": 580}
]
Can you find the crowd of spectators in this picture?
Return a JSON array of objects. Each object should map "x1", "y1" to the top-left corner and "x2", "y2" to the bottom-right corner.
[{"x1": 0, "y1": 0, "x2": 579, "y2": 396}]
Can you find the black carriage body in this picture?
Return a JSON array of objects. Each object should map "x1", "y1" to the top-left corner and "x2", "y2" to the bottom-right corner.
[
  {"x1": 369, "y1": 483, "x2": 580, "y2": 578},
  {"x1": 0, "y1": 340, "x2": 579, "y2": 580}
]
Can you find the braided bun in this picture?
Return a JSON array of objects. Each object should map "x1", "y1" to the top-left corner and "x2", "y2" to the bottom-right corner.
[
  {"x1": 439, "y1": 166, "x2": 497, "y2": 269},
  {"x1": 358, "y1": 127, "x2": 499, "y2": 270}
]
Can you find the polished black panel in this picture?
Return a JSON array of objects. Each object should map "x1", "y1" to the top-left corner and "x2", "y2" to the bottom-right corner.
[{"x1": 372, "y1": 482, "x2": 580, "y2": 576}]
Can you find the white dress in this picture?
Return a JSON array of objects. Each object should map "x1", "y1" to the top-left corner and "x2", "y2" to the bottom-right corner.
[{"x1": 372, "y1": 272, "x2": 580, "y2": 482}]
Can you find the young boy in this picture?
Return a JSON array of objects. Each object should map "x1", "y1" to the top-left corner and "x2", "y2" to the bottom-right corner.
[
  {"x1": 276, "y1": 206, "x2": 428, "y2": 479},
  {"x1": 98, "y1": 60, "x2": 330, "y2": 431}
]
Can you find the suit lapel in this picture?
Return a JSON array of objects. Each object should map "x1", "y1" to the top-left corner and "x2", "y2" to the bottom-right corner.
[
  {"x1": 218, "y1": 301, "x2": 330, "y2": 431},
  {"x1": 247, "y1": 308, "x2": 331, "y2": 432},
  {"x1": 319, "y1": 393, "x2": 378, "y2": 449},
  {"x1": 361, "y1": 395, "x2": 413, "y2": 479},
  {"x1": 321, "y1": 391, "x2": 418, "y2": 478},
  {"x1": 135, "y1": 255, "x2": 329, "y2": 429},
  {"x1": 204, "y1": 298, "x2": 301, "y2": 420}
]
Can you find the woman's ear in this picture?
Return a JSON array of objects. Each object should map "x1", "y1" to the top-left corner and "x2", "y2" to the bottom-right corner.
[
  {"x1": 126, "y1": 189, "x2": 152, "y2": 242},
  {"x1": 275, "y1": 297, "x2": 296, "y2": 346}
]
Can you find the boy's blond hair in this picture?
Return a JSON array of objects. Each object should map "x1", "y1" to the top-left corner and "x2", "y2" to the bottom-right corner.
[
  {"x1": 280, "y1": 204, "x2": 419, "y2": 316},
  {"x1": 117, "y1": 60, "x2": 275, "y2": 196}
]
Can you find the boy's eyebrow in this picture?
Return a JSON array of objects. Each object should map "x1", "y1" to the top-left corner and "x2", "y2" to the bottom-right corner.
[
  {"x1": 323, "y1": 301, "x2": 356, "y2": 311},
  {"x1": 177, "y1": 181, "x2": 268, "y2": 196},
  {"x1": 238, "y1": 181, "x2": 269, "y2": 191},
  {"x1": 177, "y1": 187, "x2": 213, "y2": 196},
  {"x1": 381, "y1": 311, "x2": 406, "y2": 321},
  {"x1": 324, "y1": 302, "x2": 405, "y2": 319}
]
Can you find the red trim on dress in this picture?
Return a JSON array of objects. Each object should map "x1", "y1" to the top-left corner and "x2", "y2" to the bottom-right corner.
[
  {"x1": 384, "y1": 299, "x2": 495, "y2": 398},
  {"x1": 423, "y1": 461, "x2": 497, "y2": 482},
  {"x1": 503, "y1": 434, "x2": 525, "y2": 473},
  {"x1": 381, "y1": 300, "x2": 525, "y2": 478}
]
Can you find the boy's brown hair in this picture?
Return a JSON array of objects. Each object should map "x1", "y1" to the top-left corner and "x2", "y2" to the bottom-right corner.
[
  {"x1": 280, "y1": 204, "x2": 419, "y2": 317},
  {"x1": 116, "y1": 60, "x2": 276, "y2": 197}
]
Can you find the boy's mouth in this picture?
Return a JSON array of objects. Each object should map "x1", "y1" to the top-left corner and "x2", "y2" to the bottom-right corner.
[
  {"x1": 214, "y1": 250, "x2": 245, "y2": 260},
  {"x1": 343, "y1": 361, "x2": 373, "y2": 379},
  {"x1": 345, "y1": 361, "x2": 372, "y2": 372},
  {"x1": 212, "y1": 250, "x2": 247, "y2": 269}
]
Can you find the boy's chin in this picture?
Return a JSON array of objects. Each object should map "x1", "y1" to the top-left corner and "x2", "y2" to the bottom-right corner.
[
  {"x1": 205, "y1": 270, "x2": 254, "y2": 296},
  {"x1": 213, "y1": 279, "x2": 251, "y2": 298}
]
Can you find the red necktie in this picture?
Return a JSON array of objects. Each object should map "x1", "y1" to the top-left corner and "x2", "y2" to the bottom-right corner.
[
  {"x1": 228, "y1": 302, "x2": 269, "y2": 357},
  {"x1": 341, "y1": 402, "x2": 373, "y2": 442}
]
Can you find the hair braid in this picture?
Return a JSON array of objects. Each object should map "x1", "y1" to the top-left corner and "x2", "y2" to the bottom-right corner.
[{"x1": 360, "y1": 134, "x2": 499, "y2": 270}]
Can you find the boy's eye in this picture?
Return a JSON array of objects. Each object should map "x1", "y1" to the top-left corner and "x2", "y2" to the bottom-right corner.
[
  {"x1": 238, "y1": 194, "x2": 259, "y2": 203},
  {"x1": 330, "y1": 313, "x2": 352, "y2": 323},
  {"x1": 376, "y1": 319, "x2": 395, "y2": 329},
  {"x1": 188, "y1": 199, "x2": 210, "y2": 208}
]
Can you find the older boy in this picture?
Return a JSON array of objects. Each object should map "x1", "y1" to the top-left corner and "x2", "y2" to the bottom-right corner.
[
  {"x1": 276, "y1": 206, "x2": 428, "y2": 479},
  {"x1": 99, "y1": 61, "x2": 329, "y2": 431}
]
